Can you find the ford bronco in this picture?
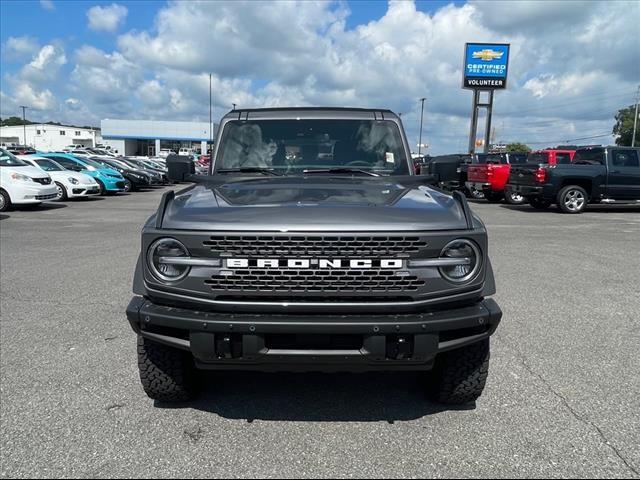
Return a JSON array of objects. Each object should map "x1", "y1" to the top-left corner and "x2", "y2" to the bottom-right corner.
[{"x1": 126, "y1": 108, "x2": 502, "y2": 405}]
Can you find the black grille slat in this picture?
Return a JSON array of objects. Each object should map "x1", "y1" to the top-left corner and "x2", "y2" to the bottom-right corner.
[
  {"x1": 203, "y1": 235, "x2": 427, "y2": 257},
  {"x1": 33, "y1": 177, "x2": 52, "y2": 185},
  {"x1": 205, "y1": 269, "x2": 425, "y2": 293}
]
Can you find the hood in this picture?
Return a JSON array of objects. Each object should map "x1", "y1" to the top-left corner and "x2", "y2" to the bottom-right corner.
[
  {"x1": 161, "y1": 176, "x2": 469, "y2": 232},
  {"x1": 66, "y1": 172, "x2": 97, "y2": 184},
  {"x1": 2, "y1": 165, "x2": 50, "y2": 179}
]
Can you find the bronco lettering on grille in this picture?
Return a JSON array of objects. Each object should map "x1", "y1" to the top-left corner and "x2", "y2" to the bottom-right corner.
[{"x1": 225, "y1": 259, "x2": 404, "y2": 269}]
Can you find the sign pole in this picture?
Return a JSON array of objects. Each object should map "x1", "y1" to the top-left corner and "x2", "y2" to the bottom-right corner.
[
  {"x1": 468, "y1": 90, "x2": 479, "y2": 154},
  {"x1": 483, "y1": 90, "x2": 494, "y2": 154}
]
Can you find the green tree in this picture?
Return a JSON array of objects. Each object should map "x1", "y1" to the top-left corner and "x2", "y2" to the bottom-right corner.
[
  {"x1": 1, "y1": 116, "x2": 35, "y2": 127},
  {"x1": 613, "y1": 104, "x2": 639, "y2": 146},
  {"x1": 505, "y1": 142, "x2": 531, "y2": 153}
]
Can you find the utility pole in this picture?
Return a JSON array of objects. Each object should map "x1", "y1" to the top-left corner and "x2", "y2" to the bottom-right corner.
[
  {"x1": 209, "y1": 74, "x2": 213, "y2": 155},
  {"x1": 19, "y1": 105, "x2": 28, "y2": 146},
  {"x1": 418, "y1": 97, "x2": 426, "y2": 155},
  {"x1": 632, "y1": 85, "x2": 639, "y2": 147}
]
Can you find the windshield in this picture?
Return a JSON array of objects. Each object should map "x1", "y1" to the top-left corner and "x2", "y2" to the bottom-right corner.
[
  {"x1": 34, "y1": 158, "x2": 64, "y2": 171},
  {"x1": 574, "y1": 148, "x2": 605, "y2": 165},
  {"x1": 0, "y1": 148, "x2": 28, "y2": 167},
  {"x1": 215, "y1": 119, "x2": 410, "y2": 175},
  {"x1": 75, "y1": 157, "x2": 105, "y2": 169},
  {"x1": 509, "y1": 153, "x2": 528, "y2": 164},
  {"x1": 528, "y1": 152, "x2": 549, "y2": 164}
]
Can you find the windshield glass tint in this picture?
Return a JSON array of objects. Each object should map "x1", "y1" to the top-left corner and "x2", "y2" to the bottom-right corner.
[
  {"x1": 528, "y1": 152, "x2": 549, "y2": 163},
  {"x1": 574, "y1": 149, "x2": 605, "y2": 164},
  {"x1": 509, "y1": 154, "x2": 528, "y2": 164},
  {"x1": 34, "y1": 159, "x2": 64, "y2": 171},
  {"x1": 0, "y1": 148, "x2": 28, "y2": 167},
  {"x1": 216, "y1": 119, "x2": 409, "y2": 175},
  {"x1": 76, "y1": 157, "x2": 104, "y2": 169}
]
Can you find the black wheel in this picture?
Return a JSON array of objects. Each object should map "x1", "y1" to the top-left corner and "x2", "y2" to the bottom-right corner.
[
  {"x1": 486, "y1": 192, "x2": 503, "y2": 203},
  {"x1": 137, "y1": 336, "x2": 198, "y2": 402},
  {"x1": 429, "y1": 339, "x2": 490, "y2": 405},
  {"x1": 0, "y1": 189, "x2": 11, "y2": 212},
  {"x1": 557, "y1": 185, "x2": 588, "y2": 214},
  {"x1": 529, "y1": 197, "x2": 551, "y2": 210},
  {"x1": 54, "y1": 182, "x2": 68, "y2": 201},
  {"x1": 466, "y1": 187, "x2": 485, "y2": 200},
  {"x1": 123, "y1": 179, "x2": 134, "y2": 192},
  {"x1": 96, "y1": 179, "x2": 107, "y2": 196},
  {"x1": 505, "y1": 190, "x2": 526, "y2": 205}
]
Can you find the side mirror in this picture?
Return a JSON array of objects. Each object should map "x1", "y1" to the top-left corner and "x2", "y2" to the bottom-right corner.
[{"x1": 166, "y1": 154, "x2": 195, "y2": 182}]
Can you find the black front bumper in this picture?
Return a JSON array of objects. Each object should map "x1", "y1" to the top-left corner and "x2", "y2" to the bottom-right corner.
[{"x1": 127, "y1": 296, "x2": 502, "y2": 371}]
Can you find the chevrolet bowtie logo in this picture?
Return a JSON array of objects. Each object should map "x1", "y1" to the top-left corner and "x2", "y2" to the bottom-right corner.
[{"x1": 472, "y1": 49, "x2": 504, "y2": 61}]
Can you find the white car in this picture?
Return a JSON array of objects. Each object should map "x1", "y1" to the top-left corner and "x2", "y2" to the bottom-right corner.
[
  {"x1": 158, "y1": 149, "x2": 175, "y2": 158},
  {"x1": 0, "y1": 148, "x2": 58, "y2": 212},
  {"x1": 19, "y1": 156, "x2": 100, "y2": 200}
]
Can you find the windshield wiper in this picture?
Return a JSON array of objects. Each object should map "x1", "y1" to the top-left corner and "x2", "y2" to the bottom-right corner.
[
  {"x1": 216, "y1": 167, "x2": 281, "y2": 176},
  {"x1": 302, "y1": 168, "x2": 381, "y2": 177}
]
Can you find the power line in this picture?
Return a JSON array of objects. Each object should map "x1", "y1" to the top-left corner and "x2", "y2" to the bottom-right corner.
[
  {"x1": 499, "y1": 90, "x2": 636, "y2": 116},
  {"x1": 510, "y1": 132, "x2": 613, "y2": 145}
]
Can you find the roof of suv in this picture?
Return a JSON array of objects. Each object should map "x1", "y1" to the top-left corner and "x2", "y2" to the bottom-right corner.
[{"x1": 221, "y1": 107, "x2": 399, "y2": 121}]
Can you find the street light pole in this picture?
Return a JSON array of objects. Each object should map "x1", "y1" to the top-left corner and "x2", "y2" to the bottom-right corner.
[
  {"x1": 19, "y1": 105, "x2": 28, "y2": 146},
  {"x1": 232, "y1": 103, "x2": 237, "y2": 111},
  {"x1": 209, "y1": 74, "x2": 213, "y2": 155},
  {"x1": 632, "y1": 85, "x2": 639, "y2": 147},
  {"x1": 418, "y1": 98, "x2": 426, "y2": 155}
]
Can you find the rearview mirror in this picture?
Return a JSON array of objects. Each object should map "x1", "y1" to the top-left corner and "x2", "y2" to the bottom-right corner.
[{"x1": 166, "y1": 154, "x2": 195, "y2": 182}]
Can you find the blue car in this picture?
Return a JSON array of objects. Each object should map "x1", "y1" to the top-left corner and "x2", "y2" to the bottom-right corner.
[{"x1": 36, "y1": 152, "x2": 125, "y2": 195}]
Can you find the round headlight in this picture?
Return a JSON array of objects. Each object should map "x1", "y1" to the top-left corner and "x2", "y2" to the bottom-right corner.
[
  {"x1": 68, "y1": 177, "x2": 79, "y2": 184},
  {"x1": 147, "y1": 238, "x2": 190, "y2": 282},
  {"x1": 439, "y1": 239, "x2": 481, "y2": 283}
]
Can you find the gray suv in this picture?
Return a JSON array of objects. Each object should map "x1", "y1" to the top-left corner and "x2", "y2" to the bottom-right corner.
[{"x1": 126, "y1": 108, "x2": 502, "y2": 405}]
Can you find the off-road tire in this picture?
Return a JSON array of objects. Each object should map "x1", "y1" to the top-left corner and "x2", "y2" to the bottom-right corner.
[
  {"x1": 557, "y1": 185, "x2": 588, "y2": 214},
  {"x1": 529, "y1": 197, "x2": 551, "y2": 210},
  {"x1": 429, "y1": 339, "x2": 490, "y2": 405},
  {"x1": 137, "y1": 336, "x2": 198, "y2": 402}
]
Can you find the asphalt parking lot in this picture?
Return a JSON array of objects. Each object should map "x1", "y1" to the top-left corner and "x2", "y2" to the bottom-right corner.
[{"x1": 1, "y1": 188, "x2": 639, "y2": 479}]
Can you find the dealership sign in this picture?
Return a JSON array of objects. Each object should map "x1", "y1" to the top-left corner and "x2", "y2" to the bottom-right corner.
[{"x1": 463, "y1": 43, "x2": 510, "y2": 89}]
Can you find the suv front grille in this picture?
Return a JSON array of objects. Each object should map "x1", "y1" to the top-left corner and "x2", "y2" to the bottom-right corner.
[
  {"x1": 205, "y1": 268, "x2": 425, "y2": 293},
  {"x1": 203, "y1": 235, "x2": 428, "y2": 257}
]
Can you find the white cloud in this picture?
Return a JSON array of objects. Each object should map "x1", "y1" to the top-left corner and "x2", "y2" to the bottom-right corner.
[
  {"x1": 2, "y1": 36, "x2": 40, "y2": 61},
  {"x1": 87, "y1": 3, "x2": 128, "y2": 33},
  {"x1": 13, "y1": 84, "x2": 57, "y2": 110},
  {"x1": 3, "y1": 0, "x2": 637, "y2": 152},
  {"x1": 18, "y1": 44, "x2": 67, "y2": 85},
  {"x1": 40, "y1": 0, "x2": 55, "y2": 11}
]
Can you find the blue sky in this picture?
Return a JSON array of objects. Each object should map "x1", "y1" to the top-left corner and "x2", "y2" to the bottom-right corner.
[{"x1": 1, "y1": 0, "x2": 638, "y2": 153}]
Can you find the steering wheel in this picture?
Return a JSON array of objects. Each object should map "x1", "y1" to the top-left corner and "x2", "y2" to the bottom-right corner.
[{"x1": 344, "y1": 160, "x2": 372, "y2": 168}]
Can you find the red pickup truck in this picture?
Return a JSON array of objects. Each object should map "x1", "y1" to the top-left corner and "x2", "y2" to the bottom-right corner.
[
  {"x1": 467, "y1": 149, "x2": 576, "y2": 204},
  {"x1": 466, "y1": 153, "x2": 529, "y2": 203}
]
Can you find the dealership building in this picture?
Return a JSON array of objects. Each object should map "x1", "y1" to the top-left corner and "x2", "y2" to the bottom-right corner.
[
  {"x1": 0, "y1": 123, "x2": 100, "y2": 151},
  {"x1": 100, "y1": 119, "x2": 218, "y2": 156}
]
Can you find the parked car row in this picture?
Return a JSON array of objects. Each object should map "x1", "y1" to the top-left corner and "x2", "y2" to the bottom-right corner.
[
  {"x1": 0, "y1": 146, "x2": 197, "y2": 212},
  {"x1": 416, "y1": 145, "x2": 640, "y2": 213}
]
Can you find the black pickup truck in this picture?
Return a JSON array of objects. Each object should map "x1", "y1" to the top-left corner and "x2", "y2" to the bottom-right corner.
[
  {"x1": 505, "y1": 146, "x2": 640, "y2": 213},
  {"x1": 126, "y1": 107, "x2": 502, "y2": 405}
]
